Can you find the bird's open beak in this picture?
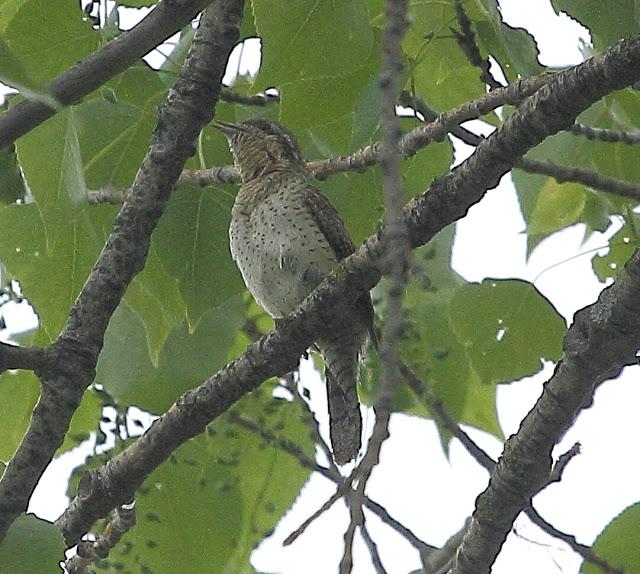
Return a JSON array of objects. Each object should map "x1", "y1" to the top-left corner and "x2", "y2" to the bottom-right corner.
[{"x1": 210, "y1": 119, "x2": 248, "y2": 135}]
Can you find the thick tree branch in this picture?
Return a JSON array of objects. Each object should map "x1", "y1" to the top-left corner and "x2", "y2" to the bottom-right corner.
[
  {"x1": 0, "y1": 342, "x2": 49, "y2": 374},
  {"x1": 405, "y1": 367, "x2": 615, "y2": 573},
  {"x1": 0, "y1": 0, "x2": 215, "y2": 150},
  {"x1": 0, "y1": 0, "x2": 243, "y2": 542},
  {"x1": 56, "y1": 34, "x2": 640, "y2": 549},
  {"x1": 451, "y1": 242, "x2": 640, "y2": 573}
]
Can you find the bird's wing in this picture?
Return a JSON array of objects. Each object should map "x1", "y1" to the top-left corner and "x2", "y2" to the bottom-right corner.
[
  {"x1": 302, "y1": 185, "x2": 355, "y2": 261},
  {"x1": 303, "y1": 186, "x2": 378, "y2": 347}
]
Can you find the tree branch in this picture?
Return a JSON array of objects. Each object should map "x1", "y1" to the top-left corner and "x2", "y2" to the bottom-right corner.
[
  {"x1": 55, "y1": 33, "x2": 640, "y2": 550},
  {"x1": 404, "y1": 366, "x2": 614, "y2": 573},
  {"x1": 516, "y1": 157, "x2": 640, "y2": 200},
  {"x1": 0, "y1": 0, "x2": 215, "y2": 150},
  {"x1": 452, "y1": 246, "x2": 640, "y2": 568},
  {"x1": 0, "y1": 342, "x2": 49, "y2": 374},
  {"x1": 0, "y1": 0, "x2": 243, "y2": 542},
  {"x1": 346, "y1": 0, "x2": 410, "y2": 562},
  {"x1": 570, "y1": 122, "x2": 640, "y2": 144},
  {"x1": 452, "y1": 0, "x2": 503, "y2": 90},
  {"x1": 65, "y1": 502, "x2": 136, "y2": 574},
  {"x1": 220, "y1": 88, "x2": 279, "y2": 106},
  {"x1": 86, "y1": 73, "x2": 548, "y2": 202}
]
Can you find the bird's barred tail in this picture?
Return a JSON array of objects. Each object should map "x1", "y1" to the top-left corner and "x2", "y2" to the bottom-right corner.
[{"x1": 324, "y1": 348, "x2": 362, "y2": 465}]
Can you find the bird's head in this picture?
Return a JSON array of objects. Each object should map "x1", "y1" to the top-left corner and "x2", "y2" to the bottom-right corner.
[{"x1": 212, "y1": 118, "x2": 306, "y2": 182}]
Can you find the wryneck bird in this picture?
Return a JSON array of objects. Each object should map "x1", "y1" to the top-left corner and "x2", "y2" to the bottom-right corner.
[{"x1": 213, "y1": 118, "x2": 375, "y2": 464}]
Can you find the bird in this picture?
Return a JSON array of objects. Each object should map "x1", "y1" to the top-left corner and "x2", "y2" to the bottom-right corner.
[{"x1": 212, "y1": 117, "x2": 375, "y2": 464}]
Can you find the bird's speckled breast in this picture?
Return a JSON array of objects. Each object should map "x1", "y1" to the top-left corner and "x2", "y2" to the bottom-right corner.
[{"x1": 229, "y1": 172, "x2": 338, "y2": 318}]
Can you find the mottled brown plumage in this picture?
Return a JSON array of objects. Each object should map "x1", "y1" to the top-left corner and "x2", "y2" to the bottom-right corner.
[{"x1": 214, "y1": 118, "x2": 374, "y2": 464}]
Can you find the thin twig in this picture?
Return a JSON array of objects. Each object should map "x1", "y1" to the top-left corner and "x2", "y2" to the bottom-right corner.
[
  {"x1": 548, "y1": 442, "x2": 581, "y2": 485},
  {"x1": 220, "y1": 88, "x2": 279, "y2": 106},
  {"x1": 343, "y1": 4, "x2": 411, "y2": 570},
  {"x1": 525, "y1": 509, "x2": 625, "y2": 574},
  {"x1": 516, "y1": 157, "x2": 640, "y2": 201},
  {"x1": 359, "y1": 521, "x2": 388, "y2": 574},
  {"x1": 452, "y1": 0, "x2": 503, "y2": 89},
  {"x1": 230, "y1": 412, "x2": 435, "y2": 557},
  {"x1": 569, "y1": 123, "x2": 640, "y2": 144},
  {"x1": 339, "y1": 512, "x2": 359, "y2": 574},
  {"x1": 65, "y1": 502, "x2": 136, "y2": 574}
]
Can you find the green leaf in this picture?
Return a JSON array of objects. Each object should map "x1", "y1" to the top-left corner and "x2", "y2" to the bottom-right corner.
[
  {"x1": 0, "y1": 36, "x2": 56, "y2": 106},
  {"x1": 0, "y1": 144, "x2": 26, "y2": 204},
  {"x1": 16, "y1": 106, "x2": 88, "y2": 242},
  {"x1": 4, "y1": 0, "x2": 98, "y2": 86},
  {"x1": 449, "y1": 279, "x2": 566, "y2": 385},
  {"x1": 551, "y1": 0, "x2": 637, "y2": 51},
  {"x1": 583, "y1": 503, "x2": 640, "y2": 574},
  {"x1": 593, "y1": 217, "x2": 640, "y2": 282},
  {"x1": 124, "y1": 244, "x2": 186, "y2": 366},
  {"x1": 471, "y1": 0, "x2": 543, "y2": 80},
  {"x1": 154, "y1": 185, "x2": 245, "y2": 329},
  {"x1": 0, "y1": 514, "x2": 65, "y2": 574},
  {"x1": 527, "y1": 180, "x2": 586, "y2": 235},
  {"x1": 279, "y1": 55, "x2": 380, "y2": 137},
  {"x1": 514, "y1": 93, "x2": 640, "y2": 253},
  {"x1": 401, "y1": 127, "x2": 453, "y2": 201},
  {"x1": 399, "y1": 2, "x2": 487, "y2": 109},
  {"x1": 58, "y1": 387, "x2": 103, "y2": 455},
  {"x1": 252, "y1": 0, "x2": 372, "y2": 86},
  {"x1": 85, "y1": 384, "x2": 313, "y2": 573},
  {"x1": 78, "y1": 65, "x2": 168, "y2": 189},
  {"x1": 362, "y1": 227, "x2": 501, "y2": 440},
  {"x1": 0, "y1": 203, "x2": 106, "y2": 341},
  {"x1": 97, "y1": 296, "x2": 246, "y2": 414},
  {"x1": 0, "y1": 371, "x2": 39, "y2": 461}
]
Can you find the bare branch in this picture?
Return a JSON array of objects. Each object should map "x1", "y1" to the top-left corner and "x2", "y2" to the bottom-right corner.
[
  {"x1": 87, "y1": 75, "x2": 547, "y2": 203},
  {"x1": 0, "y1": 0, "x2": 215, "y2": 150},
  {"x1": 65, "y1": 502, "x2": 136, "y2": 574},
  {"x1": 309, "y1": 74, "x2": 549, "y2": 180},
  {"x1": 0, "y1": 342, "x2": 49, "y2": 374},
  {"x1": 405, "y1": 364, "x2": 620, "y2": 574},
  {"x1": 569, "y1": 123, "x2": 640, "y2": 144},
  {"x1": 401, "y1": 90, "x2": 640, "y2": 202},
  {"x1": 547, "y1": 442, "x2": 581, "y2": 485},
  {"x1": 339, "y1": 510, "x2": 359, "y2": 574},
  {"x1": 359, "y1": 521, "x2": 388, "y2": 574},
  {"x1": 220, "y1": 88, "x2": 279, "y2": 106},
  {"x1": 346, "y1": 0, "x2": 410, "y2": 563},
  {"x1": 452, "y1": 0, "x2": 503, "y2": 89},
  {"x1": 516, "y1": 157, "x2": 640, "y2": 201}
]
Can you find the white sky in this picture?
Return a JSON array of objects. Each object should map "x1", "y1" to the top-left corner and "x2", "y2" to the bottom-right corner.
[{"x1": 11, "y1": 1, "x2": 640, "y2": 574}]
